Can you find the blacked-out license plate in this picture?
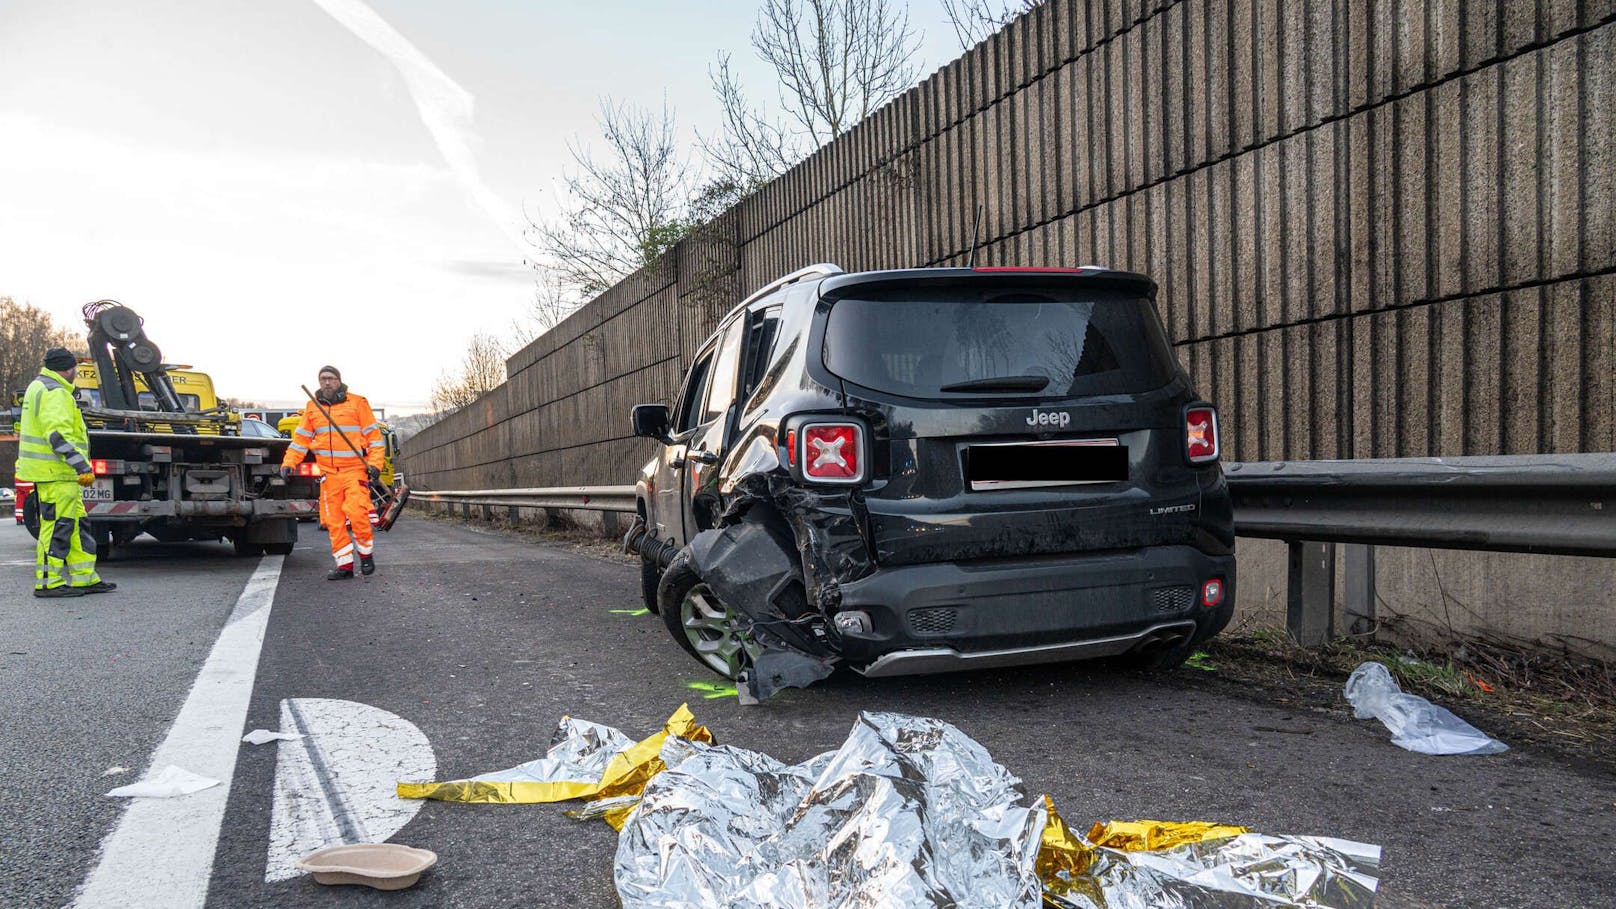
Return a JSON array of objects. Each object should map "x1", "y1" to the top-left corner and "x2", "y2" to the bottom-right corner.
[{"x1": 966, "y1": 440, "x2": 1127, "y2": 491}]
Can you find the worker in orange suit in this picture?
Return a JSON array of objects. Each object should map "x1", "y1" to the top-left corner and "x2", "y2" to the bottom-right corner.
[{"x1": 280, "y1": 366, "x2": 385, "y2": 579}]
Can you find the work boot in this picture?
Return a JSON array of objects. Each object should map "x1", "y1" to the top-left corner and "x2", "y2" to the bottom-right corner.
[
  {"x1": 33, "y1": 586, "x2": 87, "y2": 598},
  {"x1": 79, "y1": 581, "x2": 117, "y2": 594},
  {"x1": 359, "y1": 554, "x2": 375, "y2": 576},
  {"x1": 327, "y1": 566, "x2": 355, "y2": 580}
]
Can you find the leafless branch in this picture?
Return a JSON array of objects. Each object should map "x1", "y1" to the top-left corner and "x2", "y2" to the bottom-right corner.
[
  {"x1": 430, "y1": 331, "x2": 508, "y2": 414},
  {"x1": 531, "y1": 98, "x2": 695, "y2": 299},
  {"x1": 939, "y1": 0, "x2": 1041, "y2": 49},
  {"x1": 509, "y1": 268, "x2": 580, "y2": 349},
  {"x1": 700, "y1": 0, "x2": 918, "y2": 191}
]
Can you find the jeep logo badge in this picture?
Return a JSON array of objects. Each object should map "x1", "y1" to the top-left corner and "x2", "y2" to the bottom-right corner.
[{"x1": 1025, "y1": 408, "x2": 1071, "y2": 428}]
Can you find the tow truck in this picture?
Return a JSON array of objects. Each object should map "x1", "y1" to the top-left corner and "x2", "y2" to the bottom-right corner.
[{"x1": 12, "y1": 301, "x2": 320, "y2": 557}]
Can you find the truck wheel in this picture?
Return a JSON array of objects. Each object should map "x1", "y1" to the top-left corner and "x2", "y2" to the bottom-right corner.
[
  {"x1": 91, "y1": 523, "x2": 113, "y2": 562},
  {"x1": 657, "y1": 549, "x2": 759, "y2": 681},
  {"x1": 232, "y1": 538, "x2": 265, "y2": 557},
  {"x1": 264, "y1": 542, "x2": 294, "y2": 556}
]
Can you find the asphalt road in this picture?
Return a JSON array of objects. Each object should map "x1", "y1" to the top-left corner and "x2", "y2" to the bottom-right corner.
[{"x1": 2, "y1": 515, "x2": 1612, "y2": 908}]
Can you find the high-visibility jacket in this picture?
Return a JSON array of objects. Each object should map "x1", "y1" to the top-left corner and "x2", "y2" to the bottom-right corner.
[
  {"x1": 281, "y1": 391, "x2": 385, "y2": 474},
  {"x1": 16, "y1": 368, "x2": 93, "y2": 483}
]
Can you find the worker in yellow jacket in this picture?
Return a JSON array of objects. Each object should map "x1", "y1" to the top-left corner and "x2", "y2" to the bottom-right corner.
[
  {"x1": 280, "y1": 366, "x2": 385, "y2": 579},
  {"x1": 15, "y1": 348, "x2": 117, "y2": 597}
]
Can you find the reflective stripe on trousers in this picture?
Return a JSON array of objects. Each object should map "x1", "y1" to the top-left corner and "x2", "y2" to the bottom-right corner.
[
  {"x1": 33, "y1": 480, "x2": 100, "y2": 590},
  {"x1": 319, "y1": 471, "x2": 375, "y2": 566}
]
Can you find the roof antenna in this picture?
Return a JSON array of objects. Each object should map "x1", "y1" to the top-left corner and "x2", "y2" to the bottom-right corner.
[{"x1": 966, "y1": 203, "x2": 983, "y2": 268}]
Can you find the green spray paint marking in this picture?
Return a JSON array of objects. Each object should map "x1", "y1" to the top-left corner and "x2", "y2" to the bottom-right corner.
[
  {"x1": 609, "y1": 608, "x2": 651, "y2": 616},
  {"x1": 685, "y1": 681, "x2": 738, "y2": 700}
]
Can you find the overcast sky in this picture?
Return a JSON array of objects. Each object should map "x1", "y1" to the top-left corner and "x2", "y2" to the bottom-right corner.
[{"x1": 0, "y1": 0, "x2": 968, "y2": 414}]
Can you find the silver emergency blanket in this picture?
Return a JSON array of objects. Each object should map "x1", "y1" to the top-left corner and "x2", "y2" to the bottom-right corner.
[
  {"x1": 399, "y1": 708, "x2": 1382, "y2": 908},
  {"x1": 614, "y1": 711, "x2": 1048, "y2": 908},
  {"x1": 1044, "y1": 832, "x2": 1382, "y2": 908}
]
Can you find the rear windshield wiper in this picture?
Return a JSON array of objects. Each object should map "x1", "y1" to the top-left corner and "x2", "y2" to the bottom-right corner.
[{"x1": 937, "y1": 375, "x2": 1051, "y2": 393}]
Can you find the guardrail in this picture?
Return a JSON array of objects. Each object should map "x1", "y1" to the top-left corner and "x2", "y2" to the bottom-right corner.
[
  {"x1": 413, "y1": 454, "x2": 1615, "y2": 647},
  {"x1": 412, "y1": 486, "x2": 636, "y2": 513},
  {"x1": 1226, "y1": 453, "x2": 1616, "y2": 645}
]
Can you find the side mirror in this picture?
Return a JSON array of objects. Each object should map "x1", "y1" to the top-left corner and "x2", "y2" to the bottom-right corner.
[{"x1": 631, "y1": 404, "x2": 673, "y2": 444}]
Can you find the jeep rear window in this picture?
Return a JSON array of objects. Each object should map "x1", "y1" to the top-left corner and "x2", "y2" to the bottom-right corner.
[{"x1": 821, "y1": 285, "x2": 1177, "y2": 399}]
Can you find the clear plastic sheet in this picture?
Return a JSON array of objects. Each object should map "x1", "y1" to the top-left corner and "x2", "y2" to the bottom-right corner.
[{"x1": 1345, "y1": 661, "x2": 1508, "y2": 755}]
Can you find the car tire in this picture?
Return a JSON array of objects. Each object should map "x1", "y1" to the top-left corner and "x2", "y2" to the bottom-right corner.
[
  {"x1": 264, "y1": 542, "x2": 294, "y2": 556},
  {"x1": 657, "y1": 549, "x2": 758, "y2": 681},
  {"x1": 232, "y1": 538, "x2": 266, "y2": 557},
  {"x1": 640, "y1": 551, "x2": 661, "y2": 613}
]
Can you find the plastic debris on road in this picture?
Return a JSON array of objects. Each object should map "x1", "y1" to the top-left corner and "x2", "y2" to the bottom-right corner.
[
  {"x1": 400, "y1": 708, "x2": 1382, "y2": 908},
  {"x1": 1344, "y1": 661, "x2": 1508, "y2": 755},
  {"x1": 241, "y1": 729, "x2": 304, "y2": 745},
  {"x1": 105, "y1": 764, "x2": 219, "y2": 798}
]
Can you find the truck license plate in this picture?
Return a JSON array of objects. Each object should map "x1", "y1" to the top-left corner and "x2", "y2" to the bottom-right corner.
[{"x1": 82, "y1": 479, "x2": 115, "y2": 502}]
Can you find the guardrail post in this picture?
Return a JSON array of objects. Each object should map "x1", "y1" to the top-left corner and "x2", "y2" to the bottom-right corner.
[
  {"x1": 1286, "y1": 541, "x2": 1335, "y2": 647},
  {"x1": 1344, "y1": 544, "x2": 1376, "y2": 637}
]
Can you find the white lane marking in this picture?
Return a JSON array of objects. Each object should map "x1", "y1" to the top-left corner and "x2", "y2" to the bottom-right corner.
[
  {"x1": 264, "y1": 698, "x2": 436, "y2": 882},
  {"x1": 72, "y1": 556, "x2": 284, "y2": 909}
]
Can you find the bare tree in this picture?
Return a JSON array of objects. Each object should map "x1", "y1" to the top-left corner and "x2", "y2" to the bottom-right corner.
[
  {"x1": 509, "y1": 268, "x2": 577, "y2": 350},
  {"x1": 939, "y1": 0, "x2": 1042, "y2": 49},
  {"x1": 699, "y1": 0, "x2": 919, "y2": 204},
  {"x1": 532, "y1": 98, "x2": 694, "y2": 299},
  {"x1": 1, "y1": 297, "x2": 83, "y2": 407},
  {"x1": 430, "y1": 331, "x2": 508, "y2": 414}
]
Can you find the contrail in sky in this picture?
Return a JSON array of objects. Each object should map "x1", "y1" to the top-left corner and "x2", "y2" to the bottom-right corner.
[{"x1": 307, "y1": 0, "x2": 529, "y2": 260}]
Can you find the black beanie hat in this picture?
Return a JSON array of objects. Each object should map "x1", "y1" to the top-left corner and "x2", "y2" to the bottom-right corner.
[
  {"x1": 318, "y1": 365, "x2": 341, "y2": 381},
  {"x1": 43, "y1": 348, "x2": 76, "y2": 371}
]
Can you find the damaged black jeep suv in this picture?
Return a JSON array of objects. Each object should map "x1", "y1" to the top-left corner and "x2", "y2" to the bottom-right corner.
[{"x1": 628, "y1": 264, "x2": 1235, "y2": 699}]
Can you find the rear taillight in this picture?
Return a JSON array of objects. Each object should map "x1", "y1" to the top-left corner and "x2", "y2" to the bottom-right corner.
[
  {"x1": 799, "y1": 422, "x2": 863, "y2": 484},
  {"x1": 91, "y1": 459, "x2": 125, "y2": 476},
  {"x1": 1185, "y1": 405, "x2": 1219, "y2": 463},
  {"x1": 785, "y1": 429, "x2": 797, "y2": 467},
  {"x1": 1201, "y1": 579, "x2": 1225, "y2": 608},
  {"x1": 295, "y1": 463, "x2": 323, "y2": 477}
]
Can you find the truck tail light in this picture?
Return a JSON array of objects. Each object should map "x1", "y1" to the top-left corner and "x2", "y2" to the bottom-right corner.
[
  {"x1": 1201, "y1": 578, "x2": 1225, "y2": 608},
  {"x1": 800, "y1": 422, "x2": 863, "y2": 484},
  {"x1": 92, "y1": 459, "x2": 125, "y2": 476},
  {"x1": 295, "y1": 463, "x2": 323, "y2": 477},
  {"x1": 1185, "y1": 406, "x2": 1220, "y2": 463}
]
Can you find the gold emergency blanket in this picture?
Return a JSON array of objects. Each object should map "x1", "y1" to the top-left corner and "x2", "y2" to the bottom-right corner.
[
  {"x1": 1039, "y1": 799, "x2": 1380, "y2": 908},
  {"x1": 399, "y1": 709, "x2": 1381, "y2": 908},
  {"x1": 396, "y1": 704, "x2": 711, "y2": 828}
]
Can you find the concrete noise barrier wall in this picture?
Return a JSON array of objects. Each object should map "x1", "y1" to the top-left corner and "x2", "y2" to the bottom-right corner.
[{"x1": 403, "y1": 1, "x2": 1616, "y2": 496}]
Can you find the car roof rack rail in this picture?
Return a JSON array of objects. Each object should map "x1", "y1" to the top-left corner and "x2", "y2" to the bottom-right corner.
[{"x1": 739, "y1": 263, "x2": 844, "y2": 308}]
